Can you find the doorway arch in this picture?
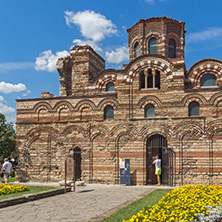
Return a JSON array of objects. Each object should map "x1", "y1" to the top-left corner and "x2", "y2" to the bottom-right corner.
[
  {"x1": 73, "y1": 147, "x2": 81, "y2": 181},
  {"x1": 146, "y1": 134, "x2": 168, "y2": 185}
]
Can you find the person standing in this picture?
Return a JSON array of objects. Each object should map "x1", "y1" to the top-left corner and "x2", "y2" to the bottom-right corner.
[
  {"x1": 152, "y1": 155, "x2": 161, "y2": 185},
  {"x1": 2, "y1": 158, "x2": 12, "y2": 183}
]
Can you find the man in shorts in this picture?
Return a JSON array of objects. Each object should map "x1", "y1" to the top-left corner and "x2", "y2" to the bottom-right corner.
[
  {"x1": 152, "y1": 155, "x2": 161, "y2": 185},
  {"x1": 2, "y1": 158, "x2": 12, "y2": 183}
]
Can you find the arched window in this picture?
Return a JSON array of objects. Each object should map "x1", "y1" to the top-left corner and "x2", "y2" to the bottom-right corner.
[
  {"x1": 168, "y1": 39, "x2": 176, "y2": 58},
  {"x1": 104, "y1": 105, "x2": 114, "y2": 119},
  {"x1": 189, "y1": 102, "x2": 199, "y2": 116},
  {"x1": 148, "y1": 69, "x2": 153, "y2": 88},
  {"x1": 155, "y1": 70, "x2": 160, "y2": 89},
  {"x1": 140, "y1": 72, "x2": 145, "y2": 89},
  {"x1": 140, "y1": 69, "x2": 161, "y2": 89},
  {"x1": 134, "y1": 42, "x2": 140, "y2": 58},
  {"x1": 145, "y1": 104, "x2": 155, "y2": 118},
  {"x1": 201, "y1": 74, "x2": 216, "y2": 87},
  {"x1": 106, "y1": 82, "x2": 115, "y2": 92},
  {"x1": 149, "y1": 38, "x2": 157, "y2": 54}
]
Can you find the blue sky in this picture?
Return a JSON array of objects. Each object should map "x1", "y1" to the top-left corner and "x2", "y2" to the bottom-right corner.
[{"x1": 1, "y1": 0, "x2": 222, "y2": 123}]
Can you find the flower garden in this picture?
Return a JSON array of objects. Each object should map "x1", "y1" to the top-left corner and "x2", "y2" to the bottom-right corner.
[
  {"x1": 0, "y1": 183, "x2": 29, "y2": 196},
  {"x1": 123, "y1": 185, "x2": 222, "y2": 222}
]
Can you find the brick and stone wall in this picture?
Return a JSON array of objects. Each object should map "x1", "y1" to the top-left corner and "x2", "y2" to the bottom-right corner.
[
  {"x1": 16, "y1": 17, "x2": 222, "y2": 186},
  {"x1": 127, "y1": 17, "x2": 185, "y2": 62}
]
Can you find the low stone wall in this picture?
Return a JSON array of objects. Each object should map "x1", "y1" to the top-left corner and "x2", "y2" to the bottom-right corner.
[{"x1": 0, "y1": 187, "x2": 71, "y2": 208}]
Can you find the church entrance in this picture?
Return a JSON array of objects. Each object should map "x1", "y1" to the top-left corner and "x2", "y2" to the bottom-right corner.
[{"x1": 146, "y1": 134, "x2": 175, "y2": 185}]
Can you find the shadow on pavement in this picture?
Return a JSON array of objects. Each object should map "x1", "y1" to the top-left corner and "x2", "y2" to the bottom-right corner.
[{"x1": 77, "y1": 189, "x2": 95, "y2": 193}]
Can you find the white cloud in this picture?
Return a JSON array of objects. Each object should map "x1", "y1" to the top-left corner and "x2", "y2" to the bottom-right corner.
[
  {"x1": 6, "y1": 116, "x2": 16, "y2": 124},
  {"x1": 0, "y1": 102, "x2": 15, "y2": 115},
  {"x1": 22, "y1": 90, "x2": 31, "y2": 97},
  {"x1": 145, "y1": 0, "x2": 165, "y2": 3},
  {"x1": 105, "y1": 46, "x2": 129, "y2": 64},
  {"x1": 65, "y1": 10, "x2": 117, "y2": 42},
  {"x1": 0, "y1": 82, "x2": 27, "y2": 94},
  {"x1": 0, "y1": 62, "x2": 34, "y2": 72},
  {"x1": 72, "y1": 39, "x2": 102, "y2": 52},
  {"x1": 35, "y1": 50, "x2": 69, "y2": 72},
  {"x1": 0, "y1": 97, "x2": 15, "y2": 123},
  {"x1": 144, "y1": 0, "x2": 165, "y2": 5},
  {"x1": 0, "y1": 102, "x2": 15, "y2": 123},
  {"x1": 187, "y1": 27, "x2": 222, "y2": 43},
  {"x1": 145, "y1": 0, "x2": 155, "y2": 3}
]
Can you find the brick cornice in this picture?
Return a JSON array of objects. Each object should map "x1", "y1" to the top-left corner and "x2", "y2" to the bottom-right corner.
[
  {"x1": 127, "y1": 16, "x2": 185, "y2": 33},
  {"x1": 186, "y1": 58, "x2": 222, "y2": 77},
  {"x1": 16, "y1": 93, "x2": 117, "y2": 102}
]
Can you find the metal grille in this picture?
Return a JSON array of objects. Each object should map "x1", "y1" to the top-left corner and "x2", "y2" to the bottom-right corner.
[
  {"x1": 146, "y1": 135, "x2": 176, "y2": 186},
  {"x1": 73, "y1": 147, "x2": 81, "y2": 181}
]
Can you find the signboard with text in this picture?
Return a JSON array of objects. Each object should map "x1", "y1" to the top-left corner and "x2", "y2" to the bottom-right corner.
[
  {"x1": 119, "y1": 158, "x2": 125, "y2": 168},
  {"x1": 120, "y1": 158, "x2": 130, "y2": 185}
]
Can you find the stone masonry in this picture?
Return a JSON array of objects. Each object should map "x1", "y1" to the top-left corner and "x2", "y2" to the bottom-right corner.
[{"x1": 16, "y1": 17, "x2": 222, "y2": 186}]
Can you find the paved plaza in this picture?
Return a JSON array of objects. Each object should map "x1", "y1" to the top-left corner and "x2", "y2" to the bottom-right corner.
[{"x1": 0, "y1": 183, "x2": 172, "y2": 222}]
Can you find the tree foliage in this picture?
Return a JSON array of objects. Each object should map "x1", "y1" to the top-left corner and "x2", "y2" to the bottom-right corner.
[{"x1": 0, "y1": 113, "x2": 16, "y2": 164}]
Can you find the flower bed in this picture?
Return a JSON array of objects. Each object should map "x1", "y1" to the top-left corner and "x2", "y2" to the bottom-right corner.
[
  {"x1": 0, "y1": 184, "x2": 29, "y2": 196},
  {"x1": 123, "y1": 185, "x2": 222, "y2": 222}
]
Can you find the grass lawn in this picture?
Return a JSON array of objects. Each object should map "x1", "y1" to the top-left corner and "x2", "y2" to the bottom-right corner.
[
  {"x1": 0, "y1": 186, "x2": 57, "y2": 200},
  {"x1": 1, "y1": 176, "x2": 15, "y2": 183},
  {"x1": 102, "y1": 189, "x2": 171, "y2": 222}
]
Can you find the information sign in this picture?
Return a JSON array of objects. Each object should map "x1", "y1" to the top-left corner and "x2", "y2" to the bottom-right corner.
[
  {"x1": 120, "y1": 158, "x2": 130, "y2": 185},
  {"x1": 119, "y1": 158, "x2": 125, "y2": 168}
]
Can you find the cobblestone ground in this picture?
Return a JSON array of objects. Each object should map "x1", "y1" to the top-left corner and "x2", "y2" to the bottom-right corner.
[{"x1": 0, "y1": 184, "x2": 154, "y2": 222}]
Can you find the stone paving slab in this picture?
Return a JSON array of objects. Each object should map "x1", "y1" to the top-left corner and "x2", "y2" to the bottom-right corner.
[
  {"x1": 0, "y1": 184, "x2": 173, "y2": 222},
  {"x1": 88, "y1": 188, "x2": 156, "y2": 222}
]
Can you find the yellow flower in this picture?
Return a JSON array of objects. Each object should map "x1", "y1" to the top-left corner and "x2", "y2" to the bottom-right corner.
[
  {"x1": 0, "y1": 184, "x2": 29, "y2": 196},
  {"x1": 123, "y1": 184, "x2": 222, "y2": 222}
]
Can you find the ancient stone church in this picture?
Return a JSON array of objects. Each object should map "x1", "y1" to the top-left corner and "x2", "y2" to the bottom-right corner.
[{"x1": 16, "y1": 17, "x2": 222, "y2": 186}]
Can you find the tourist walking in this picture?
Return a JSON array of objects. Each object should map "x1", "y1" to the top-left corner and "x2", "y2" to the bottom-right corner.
[
  {"x1": 152, "y1": 155, "x2": 161, "y2": 185},
  {"x1": 2, "y1": 158, "x2": 12, "y2": 183}
]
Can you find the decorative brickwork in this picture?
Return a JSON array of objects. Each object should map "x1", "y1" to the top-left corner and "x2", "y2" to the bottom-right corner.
[
  {"x1": 16, "y1": 17, "x2": 222, "y2": 186},
  {"x1": 127, "y1": 17, "x2": 185, "y2": 62}
]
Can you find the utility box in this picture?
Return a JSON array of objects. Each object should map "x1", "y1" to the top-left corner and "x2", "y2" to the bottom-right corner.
[{"x1": 120, "y1": 158, "x2": 130, "y2": 185}]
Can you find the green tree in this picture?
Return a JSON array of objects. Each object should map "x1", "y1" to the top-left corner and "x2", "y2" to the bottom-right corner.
[{"x1": 0, "y1": 113, "x2": 16, "y2": 164}]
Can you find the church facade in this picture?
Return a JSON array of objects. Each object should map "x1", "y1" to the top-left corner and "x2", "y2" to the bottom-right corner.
[{"x1": 16, "y1": 17, "x2": 222, "y2": 186}]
